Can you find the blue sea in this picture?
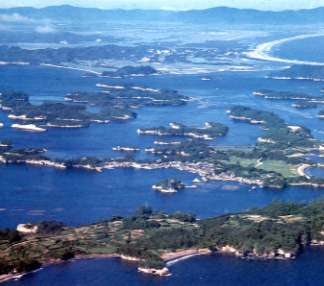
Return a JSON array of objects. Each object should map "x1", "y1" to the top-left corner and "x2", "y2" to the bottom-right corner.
[
  {"x1": 273, "y1": 35, "x2": 324, "y2": 63},
  {"x1": 1, "y1": 35, "x2": 324, "y2": 285},
  {"x1": 4, "y1": 248, "x2": 324, "y2": 286}
]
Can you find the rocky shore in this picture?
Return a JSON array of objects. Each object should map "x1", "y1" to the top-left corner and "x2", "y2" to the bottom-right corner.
[
  {"x1": 2, "y1": 202, "x2": 324, "y2": 282},
  {"x1": 0, "y1": 154, "x2": 323, "y2": 189},
  {"x1": 0, "y1": 244, "x2": 300, "y2": 283}
]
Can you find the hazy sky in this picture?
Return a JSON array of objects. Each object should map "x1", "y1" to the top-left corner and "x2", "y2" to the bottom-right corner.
[{"x1": 1, "y1": 0, "x2": 324, "y2": 11}]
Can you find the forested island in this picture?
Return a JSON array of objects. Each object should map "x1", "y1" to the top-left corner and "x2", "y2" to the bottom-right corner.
[
  {"x1": 102, "y1": 66, "x2": 158, "y2": 78},
  {"x1": 138, "y1": 122, "x2": 228, "y2": 140},
  {"x1": 0, "y1": 87, "x2": 188, "y2": 131},
  {"x1": 269, "y1": 65, "x2": 324, "y2": 81},
  {"x1": 0, "y1": 105, "x2": 323, "y2": 189},
  {"x1": 2, "y1": 201, "x2": 324, "y2": 282},
  {"x1": 253, "y1": 89, "x2": 324, "y2": 110},
  {"x1": 319, "y1": 110, "x2": 324, "y2": 119},
  {"x1": 152, "y1": 178, "x2": 185, "y2": 193}
]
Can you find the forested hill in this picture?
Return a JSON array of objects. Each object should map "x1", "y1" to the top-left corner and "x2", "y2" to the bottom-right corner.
[{"x1": 2, "y1": 5, "x2": 324, "y2": 24}]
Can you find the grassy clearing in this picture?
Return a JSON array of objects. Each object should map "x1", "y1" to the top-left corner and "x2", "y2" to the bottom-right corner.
[
  {"x1": 228, "y1": 156, "x2": 299, "y2": 178},
  {"x1": 228, "y1": 156, "x2": 259, "y2": 168},
  {"x1": 257, "y1": 160, "x2": 298, "y2": 178}
]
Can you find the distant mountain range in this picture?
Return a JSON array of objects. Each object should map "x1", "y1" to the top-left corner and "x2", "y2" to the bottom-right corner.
[{"x1": 1, "y1": 5, "x2": 324, "y2": 24}]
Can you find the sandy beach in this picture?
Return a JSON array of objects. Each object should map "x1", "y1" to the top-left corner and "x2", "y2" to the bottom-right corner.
[
  {"x1": 246, "y1": 33, "x2": 324, "y2": 66},
  {"x1": 162, "y1": 248, "x2": 212, "y2": 264}
]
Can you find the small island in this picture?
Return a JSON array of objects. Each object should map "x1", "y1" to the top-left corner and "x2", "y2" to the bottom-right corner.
[
  {"x1": 101, "y1": 65, "x2": 158, "y2": 78},
  {"x1": 138, "y1": 122, "x2": 229, "y2": 140},
  {"x1": 292, "y1": 102, "x2": 318, "y2": 110},
  {"x1": 269, "y1": 65, "x2": 324, "y2": 81},
  {"x1": 253, "y1": 89, "x2": 324, "y2": 110},
  {"x1": 112, "y1": 146, "x2": 140, "y2": 153},
  {"x1": 2, "y1": 202, "x2": 324, "y2": 282},
  {"x1": 152, "y1": 178, "x2": 185, "y2": 193}
]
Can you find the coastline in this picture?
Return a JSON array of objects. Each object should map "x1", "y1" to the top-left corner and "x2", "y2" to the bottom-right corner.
[
  {"x1": 0, "y1": 245, "x2": 299, "y2": 284},
  {"x1": 0, "y1": 157, "x2": 323, "y2": 189},
  {"x1": 163, "y1": 248, "x2": 212, "y2": 265},
  {"x1": 0, "y1": 273, "x2": 26, "y2": 284},
  {"x1": 246, "y1": 33, "x2": 324, "y2": 66},
  {"x1": 297, "y1": 164, "x2": 311, "y2": 179},
  {"x1": 40, "y1": 63, "x2": 102, "y2": 75}
]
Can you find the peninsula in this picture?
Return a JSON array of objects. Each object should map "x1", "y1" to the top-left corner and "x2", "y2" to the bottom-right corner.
[{"x1": 2, "y1": 201, "x2": 324, "y2": 282}]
